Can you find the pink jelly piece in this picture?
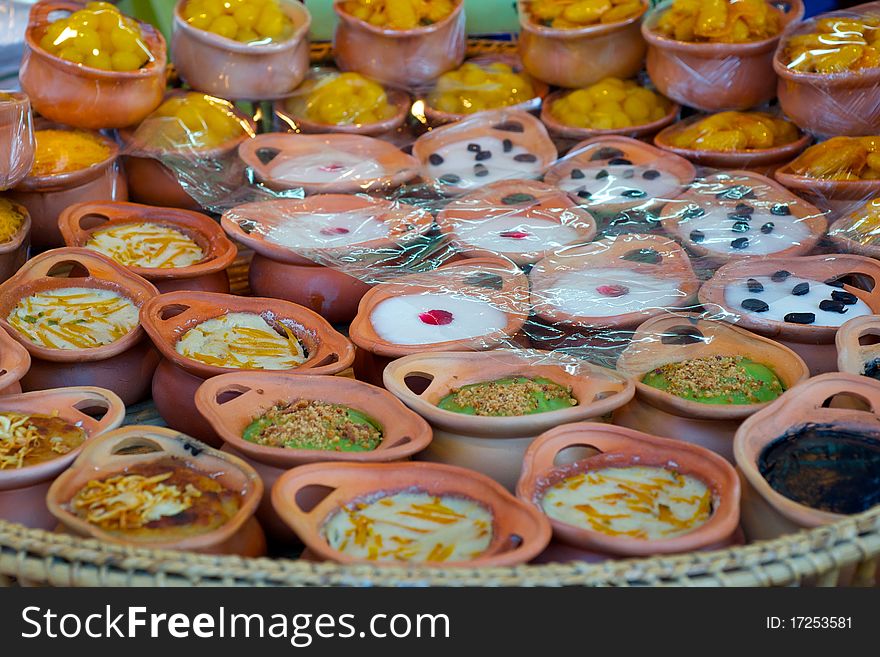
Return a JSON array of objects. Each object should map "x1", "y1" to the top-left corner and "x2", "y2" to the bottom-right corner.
[
  {"x1": 499, "y1": 230, "x2": 531, "y2": 239},
  {"x1": 596, "y1": 284, "x2": 629, "y2": 298},
  {"x1": 319, "y1": 163, "x2": 347, "y2": 173},
  {"x1": 418, "y1": 309, "x2": 454, "y2": 325},
  {"x1": 320, "y1": 227, "x2": 351, "y2": 236}
]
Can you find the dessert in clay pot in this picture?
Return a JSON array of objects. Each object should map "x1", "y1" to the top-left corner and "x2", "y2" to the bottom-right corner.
[
  {"x1": 828, "y1": 197, "x2": 880, "y2": 259},
  {"x1": 383, "y1": 349, "x2": 633, "y2": 490},
  {"x1": 517, "y1": 423, "x2": 741, "y2": 562},
  {"x1": 0, "y1": 91, "x2": 35, "y2": 191},
  {"x1": 836, "y1": 315, "x2": 880, "y2": 380},
  {"x1": 0, "y1": 248, "x2": 160, "y2": 405},
  {"x1": 613, "y1": 312, "x2": 809, "y2": 462},
  {"x1": 140, "y1": 291, "x2": 355, "y2": 446},
  {"x1": 435, "y1": 179, "x2": 597, "y2": 267},
  {"x1": 659, "y1": 170, "x2": 827, "y2": 266},
  {"x1": 0, "y1": 198, "x2": 31, "y2": 286},
  {"x1": 348, "y1": 258, "x2": 531, "y2": 386},
  {"x1": 699, "y1": 254, "x2": 880, "y2": 375},
  {"x1": 0, "y1": 386, "x2": 124, "y2": 530},
  {"x1": 221, "y1": 194, "x2": 432, "y2": 323}
]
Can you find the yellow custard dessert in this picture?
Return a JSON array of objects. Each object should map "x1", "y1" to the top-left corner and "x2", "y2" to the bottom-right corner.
[
  {"x1": 300, "y1": 72, "x2": 396, "y2": 126},
  {"x1": 429, "y1": 61, "x2": 536, "y2": 115},
  {"x1": 138, "y1": 92, "x2": 254, "y2": 150},
  {"x1": 0, "y1": 199, "x2": 26, "y2": 243},
  {"x1": 526, "y1": 0, "x2": 645, "y2": 28},
  {"x1": 654, "y1": 0, "x2": 781, "y2": 43},
  {"x1": 182, "y1": 0, "x2": 294, "y2": 44},
  {"x1": 665, "y1": 111, "x2": 800, "y2": 151},
  {"x1": 30, "y1": 130, "x2": 111, "y2": 177},
  {"x1": 785, "y1": 17, "x2": 880, "y2": 73},
  {"x1": 550, "y1": 77, "x2": 670, "y2": 130},
  {"x1": 788, "y1": 136, "x2": 880, "y2": 180},
  {"x1": 341, "y1": 0, "x2": 458, "y2": 29},
  {"x1": 0, "y1": 412, "x2": 87, "y2": 470},
  {"x1": 85, "y1": 223, "x2": 205, "y2": 269}
]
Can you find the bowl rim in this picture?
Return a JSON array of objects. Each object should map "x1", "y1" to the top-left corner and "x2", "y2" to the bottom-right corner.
[
  {"x1": 517, "y1": 0, "x2": 649, "y2": 38},
  {"x1": 333, "y1": 0, "x2": 464, "y2": 37}
]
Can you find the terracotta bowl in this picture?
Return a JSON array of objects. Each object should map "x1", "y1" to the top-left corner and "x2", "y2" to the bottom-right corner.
[
  {"x1": 272, "y1": 460, "x2": 551, "y2": 566},
  {"x1": 0, "y1": 199, "x2": 31, "y2": 285},
  {"x1": 171, "y1": 0, "x2": 311, "y2": 100},
  {"x1": 220, "y1": 194, "x2": 432, "y2": 323},
  {"x1": 0, "y1": 91, "x2": 35, "y2": 191},
  {"x1": 699, "y1": 253, "x2": 880, "y2": 375},
  {"x1": 383, "y1": 349, "x2": 634, "y2": 490},
  {"x1": 517, "y1": 422, "x2": 741, "y2": 560},
  {"x1": 58, "y1": 201, "x2": 237, "y2": 294},
  {"x1": 47, "y1": 425, "x2": 266, "y2": 556},
  {"x1": 0, "y1": 326, "x2": 31, "y2": 396},
  {"x1": 543, "y1": 135, "x2": 696, "y2": 216},
  {"x1": 643, "y1": 0, "x2": 804, "y2": 111},
  {"x1": 614, "y1": 312, "x2": 810, "y2": 462},
  {"x1": 775, "y1": 160, "x2": 880, "y2": 219},
  {"x1": 836, "y1": 314, "x2": 880, "y2": 378},
  {"x1": 0, "y1": 248, "x2": 160, "y2": 404},
  {"x1": 275, "y1": 86, "x2": 411, "y2": 137},
  {"x1": 0, "y1": 386, "x2": 125, "y2": 530},
  {"x1": 333, "y1": 1, "x2": 466, "y2": 88},
  {"x1": 734, "y1": 372, "x2": 880, "y2": 541},
  {"x1": 19, "y1": 1, "x2": 167, "y2": 129},
  {"x1": 196, "y1": 371, "x2": 432, "y2": 541},
  {"x1": 659, "y1": 169, "x2": 827, "y2": 267},
  {"x1": 239, "y1": 132, "x2": 419, "y2": 195},
  {"x1": 436, "y1": 179, "x2": 597, "y2": 267},
  {"x1": 828, "y1": 199, "x2": 880, "y2": 259},
  {"x1": 517, "y1": 0, "x2": 648, "y2": 88},
  {"x1": 140, "y1": 291, "x2": 355, "y2": 446}
]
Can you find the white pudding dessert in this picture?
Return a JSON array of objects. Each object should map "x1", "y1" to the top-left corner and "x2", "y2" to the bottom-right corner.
[{"x1": 426, "y1": 136, "x2": 543, "y2": 189}]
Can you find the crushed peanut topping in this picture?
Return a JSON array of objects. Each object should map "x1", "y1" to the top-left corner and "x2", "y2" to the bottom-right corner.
[
  {"x1": 642, "y1": 355, "x2": 784, "y2": 405},
  {"x1": 0, "y1": 412, "x2": 86, "y2": 469},
  {"x1": 438, "y1": 376, "x2": 577, "y2": 416}
]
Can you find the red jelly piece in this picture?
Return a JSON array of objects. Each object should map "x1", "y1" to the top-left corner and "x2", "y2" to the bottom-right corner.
[
  {"x1": 319, "y1": 163, "x2": 347, "y2": 172},
  {"x1": 320, "y1": 227, "x2": 351, "y2": 236},
  {"x1": 418, "y1": 309, "x2": 454, "y2": 325},
  {"x1": 596, "y1": 284, "x2": 629, "y2": 298},
  {"x1": 499, "y1": 230, "x2": 531, "y2": 239}
]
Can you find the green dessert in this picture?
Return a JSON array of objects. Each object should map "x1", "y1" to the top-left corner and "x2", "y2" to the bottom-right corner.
[
  {"x1": 243, "y1": 400, "x2": 383, "y2": 452},
  {"x1": 642, "y1": 355, "x2": 784, "y2": 405},
  {"x1": 437, "y1": 377, "x2": 577, "y2": 416}
]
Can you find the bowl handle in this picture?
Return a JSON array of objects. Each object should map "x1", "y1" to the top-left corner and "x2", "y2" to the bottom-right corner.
[
  {"x1": 776, "y1": 373, "x2": 880, "y2": 418},
  {"x1": 57, "y1": 201, "x2": 132, "y2": 244},
  {"x1": 59, "y1": 387, "x2": 126, "y2": 436},
  {"x1": 28, "y1": 1, "x2": 84, "y2": 29},
  {"x1": 304, "y1": 329, "x2": 355, "y2": 374},
  {"x1": 13, "y1": 248, "x2": 128, "y2": 285},
  {"x1": 272, "y1": 468, "x2": 344, "y2": 522}
]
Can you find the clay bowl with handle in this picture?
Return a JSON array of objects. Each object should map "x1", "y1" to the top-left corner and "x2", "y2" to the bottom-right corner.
[
  {"x1": 836, "y1": 314, "x2": 880, "y2": 379},
  {"x1": 0, "y1": 198, "x2": 31, "y2": 285},
  {"x1": 0, "y1": 248, "x2": 160, "y2": 404},
  {"x1": 0, "y1": 90, "x2": 35, "y2": 191},
  {"x1": 47, "y1": 425, "x2": 266, "y2": 556},
  {"x1": 0, "y1": 386, "x2": 124, "y2": 530},
  {"x1": 0, "y1": 327, "x2": 31, "y2": 396},
  {"x1": 827, "y1": 198, "x2": 880, "y2": 259},
  {"x1": 774, "y1": 157, "x2": 880, "y2": 219},
  {"x1": 383, "y1": 349, "x2": 634, "y2": 491}
]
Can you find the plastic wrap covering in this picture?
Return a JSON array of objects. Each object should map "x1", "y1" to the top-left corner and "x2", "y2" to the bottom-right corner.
[{"x1": 0, "y1": 90, "x2": 34, "y2": 190}]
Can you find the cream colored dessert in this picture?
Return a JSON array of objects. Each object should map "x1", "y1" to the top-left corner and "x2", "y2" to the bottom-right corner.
[
  {"x1": 85, "y1": 223, "x2": 205, "y2": 269},
  {"x1": 323, "y1": 492, "x2": 494, "y2": 563},
  {"x1": 541, "y1": 465, "x2": 713, "y2": 539},
  {"x1": 8, "y1": 288, "x2": 140, "y2": 350},
  {"x1": 175, "y1": 311, "x2": 306, "y2": 369}
]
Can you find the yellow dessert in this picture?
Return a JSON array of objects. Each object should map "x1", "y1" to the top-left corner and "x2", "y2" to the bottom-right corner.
[
  {"x1": 38, "y1": 1, "x2": 152, "y2": 72},
  {"x1": 300, "y1": 72, "x2": 395, "y2": 126},
  {"x1": 341, "y1": 0, "x2": 457, "y2": 29},
  {"x1": 833, "y1": 198, "x2": 880, "y2": 245},
  {"x1": 550, "y1": 77, "x2": 670, "y2": 130},
  {"x1": 139, "y1": 92, "x2": 254, "y2": 150},
  {"x1": 665, "y1": 111, "x2": 800, "y2": 151},
  {"x1": 654, "y1": 0, "x2": 781, "y2": 43},
  {"x1": 182, "y1": 0, "x2": 294, "y2": 43},
  {"x1": 787, "y1": 136, "x2": 880, "y2": 180},
  {"x1": 526, "y1": 0, "x2": 645, "y2": 28},
  {"x1": 784, "y1": 17, "x2": 880, "y2": 73},
  {"x1": 429, "y1": 61, "x2": 536, "y2": 115},
  {"x1": 0, "y1": 199, "x2": 26, "y2": 243},
  {"x1": 0, "y1": 412, "x2": 87, "y2": 470},
  {"x1": 30, "y1": 129, "x2": 110, "y2": 177},
  {"x1": 85, "y1": 223, "x2": 205, "y2": 269}
]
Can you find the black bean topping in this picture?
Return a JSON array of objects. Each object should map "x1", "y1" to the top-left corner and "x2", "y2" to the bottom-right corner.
[
  {"x1": 503, "y1": 138, "x2": 513, "y2": 153},
  {"x1": 771, "y1": 270, "x2": 791, "y2": 282},
  {"x1": 747, "y1": 278, "x2": 764, "y2": 293},
  {"x1": 621, "y1": 189, "x2": 647, "y2": 198},
  {"x1": 770, "y1": 204, "x2": 791, "y2": 216},
  {"x1": 791, "y1": 282, "x2": 810, "y2": 296},
  {"x1": 514, "y1": 153, "x2": 537, "y2": 163},
  {"x1": 761, "y1": 222, "x2": 775, "y2": 234},
  {"x1": 728, "y1": 213, "x2": 752, "y2": 222},
  {"x1": 592, "y1": 147, "x2": 624, "y2": 160},
  {"x1": 784, "y1": 312, "x2": 815, "y2": 324},
  {"x1": 732, "y1": 221, "x2": 750, "y2": 233},
  {"x1": 642, "y1": 169, "x2": 661, "y2": 180},
  {"x1": 577, "y1": 190, "x2": 592, "y2": 199},
  {"x1": 467, "y1": 143, "x2": 481, "y2": 153},
  {"x1": 474, "y1": 163, "x2": 489, "y2": 177},
  {"x1": 683, "y1": 206, "x2": 705, "y2": 219},
  {"x1": 735, "y1": 203, "x2": 754, "y2": 215},
  {"x1": 819, "y1": 300, "x2": 847, "y2": 313},
  {"x1": 824, "y1": 277, "x2": 845, "y2": 288},
  {"x1": 831, "y1": 290, "x2": 858, "y2": 305},
  {"x1": 493, "y1": 121, "x2": 524, "y2": 132},
  {"x1": 622, "y1": 169, "x2": 635, "y2": 179},
  {"x1": 689, "y1": 229, "x2": 705, "y2": 243},
  {"x1": 475, "y1": 150, "x2": 492, "y2": 161},
  {"x1": 439, "y1": 173, "x2": 461, "y2": 184},
  {"x1": 428, "y1": 153, "x2": 444, "y2": 166},
  {"x1": 742, "y1": 298, "x2": 769, "y2": 312},
  {"x1": 570, "y1": 168, "x2": 585, "y2": 179},
  {"x1": 609, "y1": 158, "x2": 632, "y2": 166},
  {"x1": 596, "y1": 169, "x2": 609, "y2": 179},
  {"x1": 731, "y1": 237, "x2": 749, "y2": 249},
  {"x1": 501, "y1": 193, "x2": 537, "y2": 205}
]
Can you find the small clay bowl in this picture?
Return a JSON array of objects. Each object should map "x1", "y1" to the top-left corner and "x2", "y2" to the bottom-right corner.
[
  {"x1": 0, "y1": 91, "x2": 35, "y2": 190},
  {"x1": 517, "y1": 422, "x2": 741, "y2": 560},
  {"x1": 659, "y1": 169, "x2": 827, "y2": 267},
  {"x1": 140, "y1": 291, "x2": 355, "y2": 446},
  {"x1": 220, "y1": 194, "x2": 432, "y2": 323},
  {"x1": 734, "y1": 372, "x2": 880, "y2": 541},
  {"x1": 412, "y1": 109, "x2": 557, "y2": 195},
  {"x1": 0, "y1": 326, "x2": 31, "y2": 396},
  {"x1": 775, "y1": 159, "x2": 880, "y2": 219},
  {"x1": 0, "y1": 386, "x2": 125, "y2": 530},
  {"x1": 171, "y1": 0, "x2": 311, "y2": 100},
  {"x1": 19, "y1": 0, "x2": 166, "y2": 129},
  {"x1": 614, "y1": 312, "x2": 810, "y2": 462},
  {"x1": 699, "y1": 254, "x2": 880, "y2": 375},
  {"x1": 517, "y1": 0, "x2": 648, "y2": 88},
  {"x1": 47, "y1": 425, "x2": 266, "y2": 556},
  {"x1": 9, "y1": 125, "x2": 127, "y2": 249},
  {"x1": 0, "y1": 199, "x2": 31, "y2": 285},
  {"x1": 643, "y1": 0, "x2": 804, "y2": 111},
  {"x1": 436, "y1": 179, "x2": 597, "y2": 267},
  {"x1": 543, "y1": 135, "x2": 696, "y2": 216},
  {"x1": 333, "y1": 0, "x2": 466, "y2": 88},
  {"x1": 836, "y1": 314, "x2": 880, "y2": 378},
  {"x1": 239, "y1": 132, "x2": 419, "y2": 195},
  {"x1": 59, "y1": 201, "x2": 237, "y2": 294},
  {"x1": 272, "y1": 460, "x2": 551, "y2": 566},
  {"x1": 829, "y1": 199, "x2": 880, "y2": 259},
  {"x1": 0, "y1": 248, "x2": 160, "y2": 404},
  {"x1": 196, "y1": 372, "x2": 433, "y2": 541},
  {"x1": 383, "y1": 349, "x2": 634, "y2": 490}
]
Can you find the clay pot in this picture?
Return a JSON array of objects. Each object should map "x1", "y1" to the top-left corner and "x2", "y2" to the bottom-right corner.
[
  {"x1": 774, "y1": 160, "x2": 880, "y2": 218},
  {"x1": 836, "y1": 315, "x2": 880, "y2": 378},
  {"x1": 333, "y1": 0, "x2": 466, "y2": 88},
  {"x1": 517, "y1": 0, "x2": 648, "y2": 88},
  {"x1": 517, "y1": 422, "x2": 741, "y2": 560},
  {"x1": 0, "y1": 199, "x2": 31, "y2": 285},
  {"x1": 699, "y1": 254, "x2": 880, "y2": 375},
  {"x1": 195, "y1": 371, "x2": 433, "y2": 541},
  {"x1": 272, "y1": 460, "x2": 551, "y2": 566},
  {"x1": 58, "y1": 201, "x2": 237, "y2": 294},
  {"x1": 643, "y1": 0, "x2": 803, "y2": 111},
  {"x1": 436, "y1": 179, "x2": 597, "y2": 267},
  {"x1": 239, "y1": 132, "x2": 419, "y2": 195},
  {"x1": 171, "y1": 0, "x2": 311, "y2": 100},
  {"x1": 140, "y1": 291, "x2": 355, "y2": 446},
  {"x1": 19, "y1": 1, "x2": 166, "y2": 129},
  {"x1": 0, "y1": 327, "x2": 30, "y2": 396},
  {"x1": 47, "y1": 425, "x2": 266, "y2": 556},
  {"x1": 659, "y1": 169, "x2": 827, "y2": 267},
  {"x1": 828, "y1": 199, "x2": 880, "y2": 259},
  {"x1": 275, "y1": 85, "x2": 411, "y2": 137},
  {"x1": 220, "y1": 194, "x2": 432, "y2": 323},
  {"x1": 383, "y1": 349, "x2": 634, "y2": 490},
  {"x1": 0, "y1": 248, "x2": 160, "y2": 404},
  {"x1": 0, "y1": 91, "x2": 35, "y2": 191},
  {"x1": 8, "y1": 127, "x2": 127, "y2": 249},
  {"x1": 0, "y1": 386, "x2": 125, "y2": 530},
  {"x1": 613, "y1": 312, "x2": 810, "y2": 462}
]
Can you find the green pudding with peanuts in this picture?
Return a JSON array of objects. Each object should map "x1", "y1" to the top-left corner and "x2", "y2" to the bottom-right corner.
[
  {"x1": 437, "y1": 376, "x2": 577, "y2": 416},
  {"x1": 641, "y1": 355, "x2": 784, "y2": 405}
]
